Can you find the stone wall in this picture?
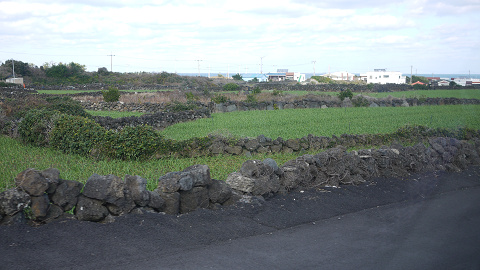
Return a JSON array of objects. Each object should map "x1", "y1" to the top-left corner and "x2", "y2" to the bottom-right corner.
[
  {"x1": 1, "y1": 136, "x2": 479, "y2": 226},
  {"x1": 93, "y1": 109, "x2": 211, "y2": 130},
  {"x1": 79, "y1": 96, "x2": 480, "y2": 115}
]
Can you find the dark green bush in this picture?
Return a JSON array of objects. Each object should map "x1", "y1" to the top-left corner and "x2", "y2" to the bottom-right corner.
[
  {"x1": 338, "y1": 89, "x2": 353, "y2": 101},
  {"x1": 18, "y1": 109, "x2": 60, "y2": 146},
  {"x1": 50, "y1": 114, "x2": 105, "y2": 156},
  {"x1": 246, "y1": 94, "x2": 257, "y2": 104},
  {"x1": 352, "y1": 95, "x2": 370, "y2": 107},
  {"x1": 272, "y1": 90, "x2": 283, "y2": 96},
  {"x1": 45, "y1": 96, "x2": 92, "y2": 118},
  {"x1": 252, "y1": 87, "x2": 261, "y2": 94},
  {"x1": 185, "y1": 92, "x2": 199, "y2": 101},
  {"x1": 102, "y1": 125, "x2": 163, "y2": 160},
  {"x1": 102, "y1": 86, "x2": 121, "y2": 102},
  {"x1": 165, "y1": 101, "x2": 198, "y2": 112},
  {"x1": 223, "y1": 83, "x2": 239, "y2": 91},
  {"x1": 212, "y1": 94, "x2": 230, "y2": 104}
]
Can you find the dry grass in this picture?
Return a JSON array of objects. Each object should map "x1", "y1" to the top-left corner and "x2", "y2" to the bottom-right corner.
[{"x1": 72, "y1": 90, "x2": 343, "y2": 105}]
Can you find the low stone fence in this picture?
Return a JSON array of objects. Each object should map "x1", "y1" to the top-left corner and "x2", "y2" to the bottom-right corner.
[
  {"x1": 93, "y1": 108, "x2": 211, "y2": 130},
  {"x1": 79, "y1": 96, "x2": 480, "y2": 116},
  {"x1": 1, "y1": 136, "x2": 479, "y2": 226}
]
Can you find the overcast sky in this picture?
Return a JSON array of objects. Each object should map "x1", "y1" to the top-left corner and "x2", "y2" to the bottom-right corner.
[{"x1": 1, "y1": 0, "x2": 479, "y2": 75}]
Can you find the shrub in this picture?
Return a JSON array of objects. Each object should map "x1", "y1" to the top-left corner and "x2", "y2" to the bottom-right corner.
[
  {"x1": 102, "y1": 86, "x2": 121, "y2": 102},
  {"x1": 311, "y1": 76, "x2": 334, "y2": 84},
  {"x1": 272, "y1": 90, "x2": 283, "y2": 96},
  {"x1": 212, "y1": 94, "x2": 230, "y2": 104},
  {"x1": 252, "y1": 87, "x2": 261, "y2": 94},
  {"x1": 338, "y1": 89, "x2": 353, "y2": 101},
  {"x1": 246, "y1": 94, "x2": 257, "y2": 104},
  {"x1": 102, "y1": 125, "x2": 163, "y2": 160},
  {"x1": 185, "y1": 92, "x2": 199, "y2": 101},
  {"x1": 232, "y1": 73, "x2": 243, "y2": 81},
  {"x1": 165, "y1": 101, "x2": 198, "y2": 112},
  {"x1": 50, "y1": 114, "x2": 105, "y2": 156},
  {"x1": 352, "y1": 95, "x2": 370, "y2": 107},
  {"x1": 18, "y1": 109, "x2": 60, "y2": 146},
  {"x1": 45, "y1": 96, "x2": 92, "y2": 118},
  {"x1": 223, "y1": 83, "x2": 239, "y2": 91}
]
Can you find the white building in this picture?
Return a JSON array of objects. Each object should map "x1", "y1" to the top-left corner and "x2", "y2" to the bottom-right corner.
[
  {"x1": 360, "y1": 69, "x2": 406, "y2": 84},
  {"x1": 286, "y1": 72, "x2": 306, "y2": 82},
  {"x1": 6, "y1": 77, "x2": 24, "y2": 85}
]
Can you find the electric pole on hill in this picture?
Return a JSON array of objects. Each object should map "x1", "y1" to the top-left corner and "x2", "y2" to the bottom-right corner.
[
  {"x1": 108, "y1": 53, "x2": 115, "y2": 72},
  {"x1": 260, "y1": 56, "x2": 266, "y2": 74},
  {"x1": 312, "y1": 60, "x2": 316, "y2": 76},
  {"x1": 195, "y1": 60, "x2": 202, "y2": 76}
]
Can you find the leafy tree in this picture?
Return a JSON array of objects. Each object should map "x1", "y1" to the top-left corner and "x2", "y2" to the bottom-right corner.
[
  {"x1": 223, "y1": 83, "x2": 240, "y2": 91},
  {"x1": 45, "y1": 62, "x2": 86, "y2": 78},
  {"x1": 232, "y1": 73, "x2": 243, "y2": 81},
  {"x1": 102, "y1": 86, "x2": 121, "y2": 102},
  {"x1": 338, "y1": 89, "x2": 353, "y2": 101},
  {"x1": 251, "y1": 77, "x2": 259, "y2": 83},
  {"x1": 411, "y1": 75, "x2": 428, "y2": 84},
  {"x1": 97, "y1": 67, "x2": 109, "y2": 75},
  {"x1": 0, "y1": 59, "x2": 32, "y2": 78},
  {"x1": 449, "y1": 81, "x2": 458, "y2": 89}
]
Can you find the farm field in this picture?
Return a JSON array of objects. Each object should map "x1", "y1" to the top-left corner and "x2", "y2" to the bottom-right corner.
[
  {"x1": 361, "y1": 89, "x2": 480, "y2": 99},
  {"x1": 161, "y1": 105, "x2": 480, "y2": 140},
  {"x1": 0, "y1": 135, "x2": 308, "y2": 192}
]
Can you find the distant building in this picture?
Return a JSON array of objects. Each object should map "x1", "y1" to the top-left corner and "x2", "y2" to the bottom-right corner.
[
  {"x1": 267, "y1": 69, "x2": 305, "y2": 82},
  {"x1": 360, "y1": 69, "x2": 406, "y2": 84},
  {"x1": 6, "y1": 77, "x2": 24, "y2": 85},
  {"x1": 323, "y1": 71, "x2": 355, "y2": 81},
  {"x1": 286, "y1": 72, "x2": 306, "y2": 82}
]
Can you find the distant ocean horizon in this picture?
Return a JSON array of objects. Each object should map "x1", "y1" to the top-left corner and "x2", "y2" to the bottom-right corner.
[{"x1": 178, "y1": 72, "x2": 480, "y2": 80}]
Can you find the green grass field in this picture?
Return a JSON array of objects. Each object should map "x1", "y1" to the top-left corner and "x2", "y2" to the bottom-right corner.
[
  {"x1": 276, "y1": 89, "x2": 480, "y2": 99},
  {"x1": 361, "y1": 89, "x2": 480, "y2": 99},
  {"x1": 0, "y1": 136, "x2": 306, "y2": 192},
  {"x1": 161, "y1": 105, "x2": 480, "y2": 140},
  {"x1": 87, "y1": 110, "x2": 145, "y2": 118}
]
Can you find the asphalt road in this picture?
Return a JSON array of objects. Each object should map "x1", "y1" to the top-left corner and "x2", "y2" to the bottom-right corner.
[{"x1": 1, "y1": 167, "x2": 480, "y2": 270}]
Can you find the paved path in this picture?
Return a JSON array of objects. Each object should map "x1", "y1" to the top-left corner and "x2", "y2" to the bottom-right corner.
[{"x1": 1, "y1": 167, "x2": 480, "y2": 270}]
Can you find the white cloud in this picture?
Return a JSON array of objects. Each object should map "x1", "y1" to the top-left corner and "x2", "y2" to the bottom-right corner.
[{"x1": 0, "y1": 0, "x2": 478, "y2": 74}]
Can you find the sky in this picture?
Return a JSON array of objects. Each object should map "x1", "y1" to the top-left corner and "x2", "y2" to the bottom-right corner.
[{"x1": 1, "y1": 0, "x2": 479, "y2": 75}]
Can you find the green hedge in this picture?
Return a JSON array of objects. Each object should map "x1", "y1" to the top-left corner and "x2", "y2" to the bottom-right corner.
[
  {"x1": 50, "y1": 114, "x2": 105, "y2": 156},
  {"x1": 18, "y1": 109, "x2": 60, "y2": 147},
  {"x1": 102, "y1": 125, "x2": 165, "y2": 160}
]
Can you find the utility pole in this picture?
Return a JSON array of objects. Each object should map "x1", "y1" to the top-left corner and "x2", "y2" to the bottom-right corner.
[
  {"x1": 410, "y1": 65, "x2": 413, "y2": 84},
  {"x1": 312, "y1": 60, "x2": 316, "y2": 76},
  {"x1": 107, "y1": 53, "x2": 115, "y2": 72},
  {"x1": 260, "y1": 56, "x2": 266, "y2": 74},
  {"x1": 227, "y1": 64, "x2": 230, "y2": 78},
  {"x1": 12, "y1": 59, "x2": 15, "y2": 78},
  {"x1": 195, "y1": 60, "x2": 202, "y2": 76}
]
